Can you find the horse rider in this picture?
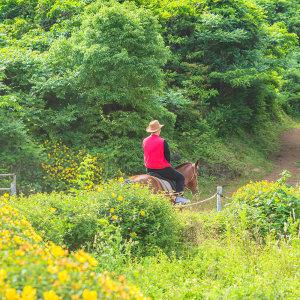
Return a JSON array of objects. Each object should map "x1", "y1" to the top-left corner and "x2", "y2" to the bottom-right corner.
[{"x1": 143, "y1": 120, "x2": 185, "y2": 195}]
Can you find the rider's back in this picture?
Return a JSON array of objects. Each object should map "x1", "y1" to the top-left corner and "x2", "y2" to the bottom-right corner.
[{"x1": 143, "y1": 135, "x2": 170, "y2": 169}]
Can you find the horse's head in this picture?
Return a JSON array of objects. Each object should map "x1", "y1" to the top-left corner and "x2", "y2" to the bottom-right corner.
[
  {"x1": 190, "y1": 160, "x2": 200, "y2": 194},
  {"x1": 176, "y1": 160, "x2": 200, "y2": 195}
]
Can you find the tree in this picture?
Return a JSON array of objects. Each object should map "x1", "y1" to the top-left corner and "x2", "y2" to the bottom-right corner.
[{"x1": 33, "y1": 0, "x2": 171, "y2": 174}]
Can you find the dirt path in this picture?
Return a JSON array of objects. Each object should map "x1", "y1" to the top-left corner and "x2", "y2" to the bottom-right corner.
[{"x1": 264, "y1": 128, "x2": 300, "y2": 185}]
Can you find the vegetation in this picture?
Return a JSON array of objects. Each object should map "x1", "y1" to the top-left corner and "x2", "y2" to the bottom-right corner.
[
  {"x1": 12, "y1": 180, "x2": 181, "y2": 256},
  {"x1": 1, "y1": 0, "x2": 300, "y2": 299},
  {"x1": 3, "y1": 177, "x2": 300, "y2": 299},
  {"x1": 0, "y1": 0, "x2": 299, "y2": 192},
  {"x1": 0, "y1": 194, "x2": 146, "y2": 299},
  {"x1": 231, "y1": 177, "x2": 300, "y2": 240}
]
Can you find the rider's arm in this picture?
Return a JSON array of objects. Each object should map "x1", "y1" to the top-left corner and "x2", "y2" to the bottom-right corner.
[{"x1": 164, "y1": 140, "x2": 171, "y2": 163}]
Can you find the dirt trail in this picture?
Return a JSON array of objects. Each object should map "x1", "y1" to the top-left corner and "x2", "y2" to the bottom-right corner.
[{"x1": 264, "y1": 128, "x2": 300, "y2": 185}]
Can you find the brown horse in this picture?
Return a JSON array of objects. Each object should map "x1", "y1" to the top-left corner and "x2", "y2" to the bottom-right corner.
[{"x1": 130, "y1": 161, "x2": 200, "y2": 196}]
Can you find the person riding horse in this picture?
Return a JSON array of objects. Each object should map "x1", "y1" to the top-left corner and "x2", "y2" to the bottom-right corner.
[{"x1": 143, "y1": 120, "x2": 187, "y2": 201}]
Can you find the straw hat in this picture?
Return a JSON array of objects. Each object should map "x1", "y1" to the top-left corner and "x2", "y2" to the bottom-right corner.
[{"x1": 146, "y1": 120, "x2": 164, "y2": 133}]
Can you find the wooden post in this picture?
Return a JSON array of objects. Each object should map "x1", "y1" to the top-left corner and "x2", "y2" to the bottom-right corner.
[
  {"x1": 10, "y1": 174, "x2": 17, "y2": 196},
  {"x1": 216, "y1": 186, "x2": 222, "y2": 212}
]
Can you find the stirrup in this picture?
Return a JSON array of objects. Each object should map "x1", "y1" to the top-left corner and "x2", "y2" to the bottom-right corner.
[{"x1": 175, "y1": 195, "x2": 190, "y2": 205}]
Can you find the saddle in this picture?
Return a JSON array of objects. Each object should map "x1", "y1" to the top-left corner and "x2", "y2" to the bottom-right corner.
[
  {"x1": 147, "y1": 172, "x2": 176, "y2": 193},
  {"x1": 126, "y1": 174, "x2": 190, "y2": 204}
]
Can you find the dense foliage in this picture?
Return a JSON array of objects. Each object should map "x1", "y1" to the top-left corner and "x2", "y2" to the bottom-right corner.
[
  {"x1": 12, "y1": 180, "x2": 181, "y2": 256},
  {"x1": 0, "y1": 194, "x2": 146, "y2": 299},
  {"x1": 0, "y1": 0, "x2": 299, "y2": 192},
  {"x1": 231, "y1": 178, "x2": 300, "y2": 239},
  {"x1": 122, "y1": 238, "x2": 300, "y2": 299},
  {"x1": 4, "y1": 179, "x2": 300, "y2": 299}
]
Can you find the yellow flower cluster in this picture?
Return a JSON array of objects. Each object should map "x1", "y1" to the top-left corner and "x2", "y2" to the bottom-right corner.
[
  {"x1": 41, "y1": 141, "x2": 103, "y2": 190},
  {"x1": 233, "y1": 180, "x2": 300, "y2": 201},
  {"x1": 0, "y1": 199, "x2": 147, "y2": 300}
]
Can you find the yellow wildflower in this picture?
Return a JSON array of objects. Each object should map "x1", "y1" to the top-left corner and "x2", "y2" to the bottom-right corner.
[
  {"x1": 43, "y1": 290, "x2": 60, "y2": 300},
  {"x1": 111, "y1": 215, "x2": 118, "y2": 221},
  {"x1": 58, "y1": 270, "x2": 69, "y2": 283},
  {"x1": 140, "y1": 210, "x2": 146, "y2": 217},
  {"x1": 109, "y1": 208, "x2": 115, "y2": 213},
  {"x1": 101, "y1": 276, "x2": 117, "y2": 293},
  {"x1": 0, "y1": 269, "x2": 7, "y2": 284},
  {"x1": 82, "y1": 289, "x2": 97, "y2": 300},
  {"x1": 47, "y1": 265, "x2": 58, "y2": 274},
  {"x1": 87, "y1": 255, "x2": 98, "y2": 267},
  {"x1": 111, "y1": 192, "x2": 116, "y2": 198},
  {"x1": 22, "y1": 286, "x2": 36, "y2": 300},
  {"x1": 71, "y1": 283, "x2": 80, "y2": 290},
  {"x1": 15, "y1": 249, "x2": 25, "y2": 256},
  {"x1": 5, "y1": 288, "x2": 20, "y2": 300},
  {"x1": 117, "y1": 196, "x2": 124, "y2": 201},
  {"x1": 49, "y1": 244, "x2": 65, "y2": 258}
]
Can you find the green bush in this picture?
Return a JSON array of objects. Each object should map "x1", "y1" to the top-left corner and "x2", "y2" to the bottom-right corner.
[
  {"x1": 231, "y1": 175, "x2": 300, "y2": 239},
  {"x1": 12, "y1": 180, "x2": 181, "y2": 256},
  {"x1": 11, "y1": 191, "x2": 100, "y2": 248},
  {"x1": 96, "y1": 180, "x2": 181, "y2": 256}
]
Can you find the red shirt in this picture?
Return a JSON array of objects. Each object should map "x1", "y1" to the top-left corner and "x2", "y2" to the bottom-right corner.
[{"x1": 143, "y1": 135, "x2": 171, "y2": 169}]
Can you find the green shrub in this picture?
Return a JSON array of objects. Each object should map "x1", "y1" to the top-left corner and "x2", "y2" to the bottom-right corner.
[
  {"x1": 11, "y1": 191, "x2": 100, "y2": 248},
  {"x1": 42, "y1": 140, "x2": 104, "y2": 192},
  {"x1": 231, "y1": 175, "x2": 300, "y2": 239},
  {"x1": 178, "y1": 210, "x2": 227, "y2": 246},
  {"x1": 98, "y1": 180, "x2": 182, "y2": 256},
  {"x1": 12, "y1": 180, "x2": 182, "y2": 256}
]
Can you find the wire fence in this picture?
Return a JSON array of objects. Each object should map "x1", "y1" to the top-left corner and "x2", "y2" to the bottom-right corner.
[
  {"x1": 175, "y1": 177, "x2": 300, "y2": 211},
  {"x1": 175, "y1": 186, "x2": 231, "y2": 211},
  {"x1": 180, "y1": 193, "x2": 217, "y2": 208}
]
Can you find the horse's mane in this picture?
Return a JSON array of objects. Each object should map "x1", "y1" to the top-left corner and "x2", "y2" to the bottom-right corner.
[{"x1": 176, "y1": 162, "x2": 193, "y2": 169}]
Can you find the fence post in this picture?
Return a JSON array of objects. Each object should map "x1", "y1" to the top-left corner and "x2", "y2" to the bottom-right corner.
[
  {"x1": 216, "y1": 186, "x2": 222, "y2": 212},
  {"x1": 10, "y1": 174, "x2": 17, "y2": 196}
]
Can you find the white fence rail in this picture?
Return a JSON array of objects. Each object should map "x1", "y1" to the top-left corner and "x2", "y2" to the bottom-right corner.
[{"x1": 0, "y1": 174, "x2": 17, "y2": 195}]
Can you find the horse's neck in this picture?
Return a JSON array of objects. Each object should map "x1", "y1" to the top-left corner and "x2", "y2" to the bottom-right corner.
[{"x1": 177, "y1": 164, "x2": 193, "y2": 180}]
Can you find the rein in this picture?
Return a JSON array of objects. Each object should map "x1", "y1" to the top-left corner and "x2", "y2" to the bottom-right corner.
[{"x1": 188, "y1": 166, "x2": 198, "y2": 184}]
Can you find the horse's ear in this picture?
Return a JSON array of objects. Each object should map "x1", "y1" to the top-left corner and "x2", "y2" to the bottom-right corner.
[{"x1": 195, "y1": 160, "x2": 201, "y2": 170}]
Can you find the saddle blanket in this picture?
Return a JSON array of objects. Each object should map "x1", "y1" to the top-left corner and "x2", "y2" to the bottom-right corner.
[
  {"x1": 147, "y1": 172, "x2": 176, "y2": 193},
  {"x1": 155, "y1": 178, "x2": 174, "y2": 193}
]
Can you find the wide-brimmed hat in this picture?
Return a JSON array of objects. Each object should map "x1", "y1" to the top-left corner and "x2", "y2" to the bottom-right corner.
[{"x1": 146, "y1": 120, "x2": 164, "y2": 133}]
